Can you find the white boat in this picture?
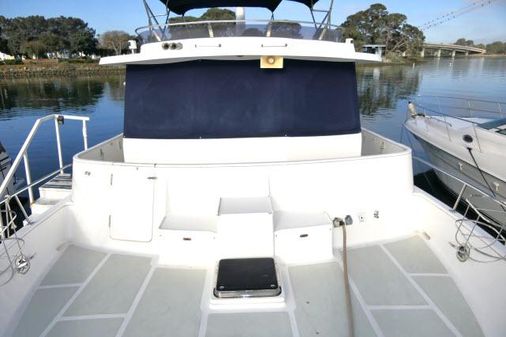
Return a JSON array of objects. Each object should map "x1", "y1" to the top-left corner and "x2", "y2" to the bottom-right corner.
[
  {"x1": 1, "y1": 2, "x2": 506, "y2": 337},
  {"x1": 404, "y1": 97, "x2": 506, "y2": 226}
]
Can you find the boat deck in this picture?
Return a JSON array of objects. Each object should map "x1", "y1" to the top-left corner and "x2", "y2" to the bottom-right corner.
[{"x1": 11, "y1": 236, "x2": 484, "y2": 337}]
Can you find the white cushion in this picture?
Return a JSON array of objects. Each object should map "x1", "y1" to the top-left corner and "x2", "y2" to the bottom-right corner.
[
  {"x1": 274, "y1": 211, "x2": 331, "y2": 231},
  {"x1": 219, "y1": 197, "x2": 273, "y2": 215},
  {"x1": 160, "y1": 214, "x2": 217, "y2": 232}
]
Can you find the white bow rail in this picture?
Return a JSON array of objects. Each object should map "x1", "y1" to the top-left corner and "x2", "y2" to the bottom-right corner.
[{"x1": 0, "y1": 114, "x2": 89, "y2": 217}]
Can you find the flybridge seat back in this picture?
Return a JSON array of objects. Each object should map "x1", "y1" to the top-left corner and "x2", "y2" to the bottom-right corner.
[{"x1": 214, "y1": 258, "x2": 281, "y2": 298}]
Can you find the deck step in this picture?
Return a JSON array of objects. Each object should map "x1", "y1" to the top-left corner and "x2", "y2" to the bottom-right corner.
[
  {"x1": 38, "y1": 173, "x2": 72, "y2": 200},
  {"x1": 31, "y1": 174, "x2": 72, "y2": 216}
]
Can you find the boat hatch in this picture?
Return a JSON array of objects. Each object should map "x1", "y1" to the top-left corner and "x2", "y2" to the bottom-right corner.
[{"x1": 214, "y1": 258, "x2": 281, "y2": 298}]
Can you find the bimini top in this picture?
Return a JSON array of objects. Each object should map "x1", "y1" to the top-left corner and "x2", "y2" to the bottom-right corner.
[{"x1": 162, "y1": 0, "x2": 319, "y2": 15}]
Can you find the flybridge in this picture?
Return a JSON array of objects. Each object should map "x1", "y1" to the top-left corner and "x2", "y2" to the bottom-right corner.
[
  {"x1": 159, "y1": 0, "x2": 320, "y2": 15},
  {"x1": 138, "y1": 0, "x2": 337, "y2": 45}
]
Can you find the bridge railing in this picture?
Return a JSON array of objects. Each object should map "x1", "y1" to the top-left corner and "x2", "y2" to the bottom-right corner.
[{"x1": 423, "y1": 43, "x2": 486, "y2": 53}]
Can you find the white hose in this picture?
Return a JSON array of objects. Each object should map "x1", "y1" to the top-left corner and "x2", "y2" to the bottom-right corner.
[{"x1": 342, "y1": 221, "x2": 355, "y2": 337}]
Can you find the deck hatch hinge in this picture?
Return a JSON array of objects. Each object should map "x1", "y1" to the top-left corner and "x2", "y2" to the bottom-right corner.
[
  {"x1": 110, "y1": 174, "x2": 113, "y2": 186},
  {"x1": 108, "y1": 215, "x2": 111, "y2": 227}
]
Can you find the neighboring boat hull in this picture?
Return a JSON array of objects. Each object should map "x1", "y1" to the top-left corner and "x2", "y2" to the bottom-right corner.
[
  {"x1": 414, "y1": 135, "x2": 506, "y2": 226},
  {"x1": 0, "y1": 142, "x2": 15, "y2": 199}
]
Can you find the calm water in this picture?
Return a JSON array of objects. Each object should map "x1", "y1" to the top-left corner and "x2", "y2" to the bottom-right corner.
[{"x1": 0, "y1": 57, "x2": 505, "y2": 185}]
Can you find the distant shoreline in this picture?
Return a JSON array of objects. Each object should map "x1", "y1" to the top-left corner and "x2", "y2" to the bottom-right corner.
[
  {"x1": 1, "y1": 54, "x2": 505, "y2": 79},
  {"x1": 0, "y1": 62, "x2": 125, "y2": 80}
]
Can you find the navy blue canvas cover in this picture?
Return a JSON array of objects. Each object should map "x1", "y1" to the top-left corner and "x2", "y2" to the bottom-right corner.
[
  {"x1": 124, "y1": 59, "x2": 360, "y2": 139},
  {"x1": 162, "y1": 0, "x2": 319, "y2": 15}
]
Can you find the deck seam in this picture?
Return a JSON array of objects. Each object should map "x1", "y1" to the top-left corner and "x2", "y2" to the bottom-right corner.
[
  {"x1": 37, "y1": 253, "x2": 112, "y2": 337},
  {"x1": 58, "y1": 314, "x2": 126, "y2": 321},
  {"x1": 368, "y1": 305, "x2": 432, "y2": 310},
  {"x1": 409, "y1": 273, "x2": 451, "y2": 277},
  {"x1": 38, "y1": 283, "x2": 83, "y2": 289},
  {"x1": 380, "y1": 244, "x2": 463, "y2": 337},
  {"x1": 113, "y1": 264, "x2": 156, "y2": 337}
]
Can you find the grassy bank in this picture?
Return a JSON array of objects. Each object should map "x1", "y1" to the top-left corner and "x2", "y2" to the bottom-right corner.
[{"x1": 0, "y1": 60, "x2": 125, "y2": 79}]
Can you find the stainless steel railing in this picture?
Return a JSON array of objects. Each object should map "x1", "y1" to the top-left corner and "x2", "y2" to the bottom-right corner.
[
  {"x1": 0, "y1": 199, "x2": 31, "y2": 286},
  {"x1": 0, "y1": 115, "x2": 89, "y2": 229},
  {"x1": 412, "y1": 156, "x2": 506, "y2": 263},
  {"x1": 411, "y1": 95, "x2": 506, "y2": 121},
  {"x1": 135, "y1": 19, "x2": 344, "y2": 44},
  {"x1": 0, "y1": 114, "x2": 89, "y2": 206},
  {"x1": 0, "y1": 114, "x2": 89, "y2": 286},
  {"x1": 406, "y1": 96, "x2": 506, "y2": 150}
]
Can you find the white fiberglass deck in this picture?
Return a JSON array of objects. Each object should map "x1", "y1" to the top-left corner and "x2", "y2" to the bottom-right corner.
[{"x1": 12, "y1": 236, "x2": 483, "y2": 337}]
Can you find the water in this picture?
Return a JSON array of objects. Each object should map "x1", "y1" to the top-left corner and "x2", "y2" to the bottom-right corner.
[{"x1": 0, "y1": 57, "x2": 505, "y2": 189}]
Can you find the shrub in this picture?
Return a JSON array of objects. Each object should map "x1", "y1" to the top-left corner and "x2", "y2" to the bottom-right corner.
[{"x1": 1, "y1": 59, "x2": 23, "y2": 65}]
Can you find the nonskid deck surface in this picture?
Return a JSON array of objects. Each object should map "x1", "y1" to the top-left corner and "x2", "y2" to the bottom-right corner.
[{"x1": 12, "y1": 236, "x2": 484, "y2": 337}]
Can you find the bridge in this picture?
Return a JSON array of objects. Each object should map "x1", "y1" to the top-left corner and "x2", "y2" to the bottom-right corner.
[{"x1": 421, "y1": 43, "x2": 486, "y2": 58}]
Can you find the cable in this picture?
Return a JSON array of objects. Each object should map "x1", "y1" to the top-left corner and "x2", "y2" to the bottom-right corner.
[
  {"x1": 466, "y1": 146, "x2": 506, "y2": 217},
  {"x1": 467, "y1": 147, "x2": 506, "y2": 210},
  {"x1": 419, "y1": 0, "x2": 503, "y2": 31}
]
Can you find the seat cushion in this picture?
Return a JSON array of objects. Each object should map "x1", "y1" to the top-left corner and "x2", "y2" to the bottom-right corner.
[
  {"x1": 273, "y1": 211, "x2": 331, "y2": 231},
  {"x1": 160, "y1": 214, "x2": 217, "y2": 232}
]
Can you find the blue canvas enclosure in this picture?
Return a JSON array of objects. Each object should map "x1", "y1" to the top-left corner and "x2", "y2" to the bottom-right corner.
[
  {"x1": 124, "y1": 59, "x2": 361, "y2": 139},
  {"x1": 161, "y1": 0, "x2": 320, "y2": 14}
]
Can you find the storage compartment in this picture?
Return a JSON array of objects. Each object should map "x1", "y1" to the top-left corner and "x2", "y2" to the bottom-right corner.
[{"x1": 274, "y1": 211, "x2": 333, "y2": 263}]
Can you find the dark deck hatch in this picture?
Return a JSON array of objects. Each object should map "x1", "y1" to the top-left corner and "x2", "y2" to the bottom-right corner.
[{"x1": 214, "y1": 258, "x2": 281, "y2": 298}]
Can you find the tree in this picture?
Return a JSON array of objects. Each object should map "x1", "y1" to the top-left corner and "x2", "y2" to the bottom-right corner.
[
  {"x1": 20, "y1": 40, "x2": 47, "y2": 59},
  {"x1": 486, "y1": 41, "x2": 506, "y2": 54},
  {"x1": 271, "y1": 22, "x2": 302, "y2": 39},
  {"x1": 455, "y1": 38, "x2": 474, "y2": 47},
  {"x1": 200, "y1": 8, "x2": 235, "y2": 21},
  {"x1": 169, "y1": 8, "x2": 236, "y2": 39},
  {"x1": 63, "y1": 17, "x2": 97, "y2": 55},
  {"x1": 341, "y1": 3, "x2": 424, "y2": 56},
  {"x1": 99, "y1": 30, "x2": 132, "y2": 55},
  {"x1": 0, "y1": 15, "x2": 97, "y2": 57}
]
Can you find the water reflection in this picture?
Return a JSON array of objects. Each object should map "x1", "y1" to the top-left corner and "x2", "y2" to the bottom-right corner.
[
  {"x1": 0, "y1": 76, "x2": 125, "y2": 117},
  {"x1": 356, "y1": 65, "x2": 420, "y2": 116}
]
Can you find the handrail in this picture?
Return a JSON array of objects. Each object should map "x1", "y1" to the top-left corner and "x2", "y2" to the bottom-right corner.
[
  {"x1": 414, "y1": 95, "x2": 506, "y2": 106},
  {"x1": 135, "y1": 19, "x2": 343, "y2": 44},
  {"x1": 413, "y1": 156, "x2": 506, "y2": 211},
  {"x1": 0, "y1": 164, "x2": 72, "y2": 207},
  {"x1": 0, "y1": 114, "x2": 87, "y2": 286},
  {"x1": 407, "y1": 97, "x2": 505, "y2": 146},
  {"x1": 412, "y1": 95, "x2": 506, "y2": 120},
  {"x1": 0, "y1": 114, "x2": 89, "y2": 206},
  {"x1": 412, "y1": 155, "x2": 506, "y2": 262},
  {"x1": 136, "y1": 19, "x2": 342, "y2": 32}
]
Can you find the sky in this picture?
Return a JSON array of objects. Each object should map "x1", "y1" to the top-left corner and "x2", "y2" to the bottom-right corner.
[{"x1": 1, "y1": 0, "x2": 505, "y2": 44}]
